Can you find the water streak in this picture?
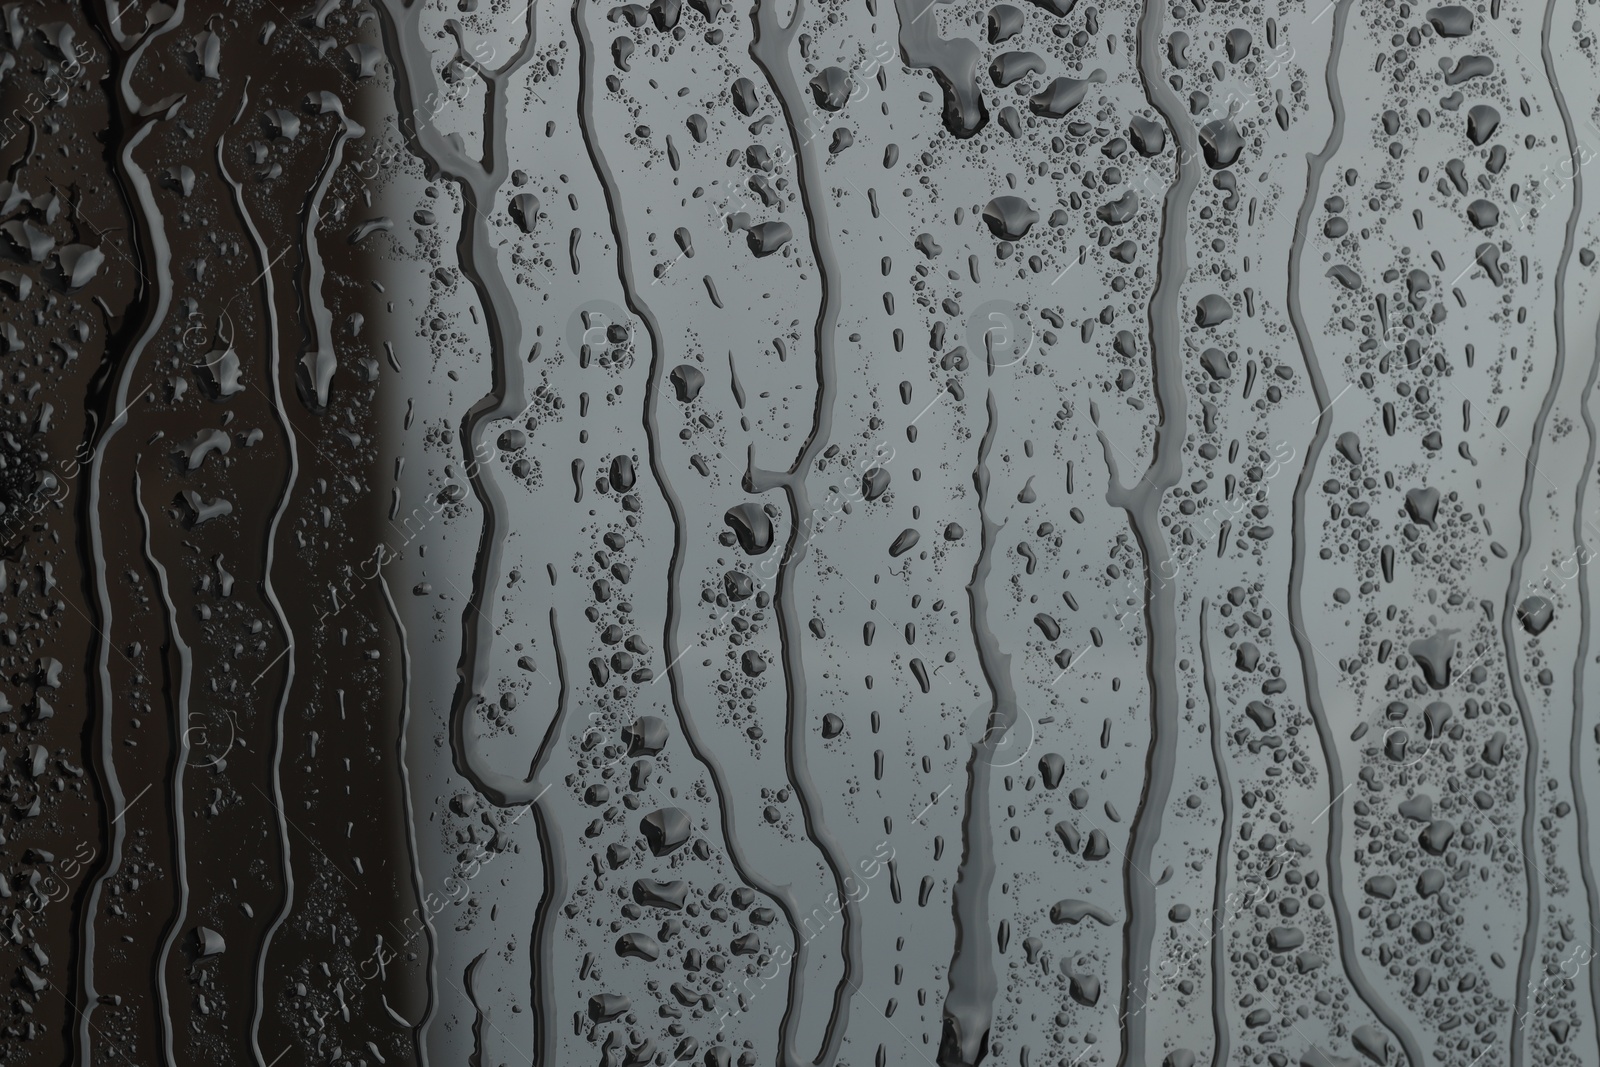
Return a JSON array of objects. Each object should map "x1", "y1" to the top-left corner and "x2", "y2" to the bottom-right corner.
[{"x1": 1283, "y1": 3, "x2": 1424, "y2": 1062}]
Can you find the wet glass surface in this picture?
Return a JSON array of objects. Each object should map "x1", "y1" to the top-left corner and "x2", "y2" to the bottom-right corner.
[{"x1": 6, "y1": 0, "x2": 1600, "y2": 1065}]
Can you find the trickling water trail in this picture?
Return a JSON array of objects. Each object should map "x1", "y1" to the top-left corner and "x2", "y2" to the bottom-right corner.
[
  {"x1": 293, "y1": 96, "x2": 364, "y2": 412},
  {"x1": 1539, "y1": 0, "x2": 1600, "y2": 1051},
  {"x1": 219, "y1": 120, "x2": 303, "y2": 1067},
  {"x1": 72, "y1": 9, "x2": 190, "y2": 1053},
  {"x1": 464, "y1": 950, "x2": 489, "y2": 1067},
  {"x1": 1095, "y1": 1, "x2": 1201, "y2": 1060},
  {"x1": 133, "y1": 470, "x2": 191, "y2": 1067},
  {"x1": 1199, "y1": 600, "x2": 1232, "y2": 1067},
  {"x1": 1499, "y1": 1, "x2": 1593, "y2": 1061},
  {"x1": 940, "y1": 390, "x2": 1012, "y2": 1067},
  {"x1": 373, "y1": 0, "x2": 536, "y2": 805},
  {"x1": 378, "y1": 574, "x2": 436, "y2": 1066},
  {"x1": 1573, "y1": 295, "x2": 1600, "y2": 1051},
  {"x1": 572, "y1": 3, "x2": 853, "y2": 1062},
  {"x1": 418, "y1": 577, "x2": 567, "y2": 1061},
  {"x1": 522, "y1": 607, "x2": 570, "y2": 1067},
  {"x1": 1283, "y1": 2, "x2": 1423, "y2": 1063},
  {"x1": 745, "y1": 0, "x2": 863, "y2": 1057},
  {"x1": 35, "y1": 2, "x2": 1600, "y2": 1065},
  {"x1": 75, "y1": 107, "x2": 172, "y2": 1063}
]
